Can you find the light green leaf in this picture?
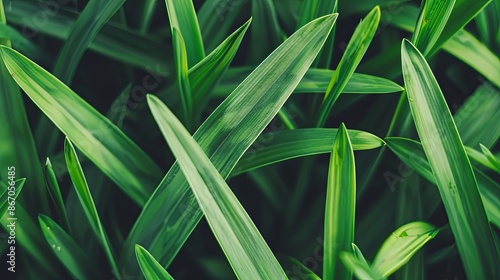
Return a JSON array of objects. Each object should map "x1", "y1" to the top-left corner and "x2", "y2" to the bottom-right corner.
[
  {"x1": 38, "y1": 214, "x2": 97, "y2": 280},
  {"x1": 148, "y1": 94, "x2": 287, "y2": 279},
  {"x1": 64, "y1": 138, "x2": 119, "y2": 278},
  {"x1": 401, "y1": 39, "x2": 500, "y2": 279},
  {"x1": 214, "y1": 67, "x2": 403, "y2": 97},
  {"x1": 189, "y1": 19, "x2": 251, "y2": 108},
  {"x1": 172, "y1": 28, "x2": 193, "y2": 126},
  {"x1": 316, "y1": 6, "x2": 380, "y2": 127},
  {"x1": 480, "y1": 144, "x2": 500, "y2": 173},
  {"x1": 45, "y1": 158, "x2": 71, "y2": 234},
  {"x1": 371, "y1": 221, "x2": 438, "y2": 277},
  {"x1": 0, "y1": 46, "x2": 163, "y2": 205},
  {"x1": 443, "y1": 30, "x2": 500, "y2": 88},
  {"x1": 412, "y1": 0, "x2": 455, "y2": 56},
  {"x1": 135, "y1": 245, "x2": 174, "y2": 280},
  {"x1": 165, "y1": 0, "x2": 205, "y2": 66},
  {"x1": 232, "y1": 128, "x2": 384, "y2": 176},
  {"x1": 429, "y1": 0, "x2": 492, "y2": 55},
  {"x1": 324, "y1": 123, "x2": 356, "y2": 280},
  {"x1": 340, "y1": 249, "x2": 383, "y2": 280},
  {"x1": 121, "y1": 14, "x2": 338, "y2": 272}
]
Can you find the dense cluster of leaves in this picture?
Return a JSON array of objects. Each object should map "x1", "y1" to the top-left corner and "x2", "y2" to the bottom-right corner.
[{"x1": 0, "y1": 0, "x2": 498, "y2": 279}]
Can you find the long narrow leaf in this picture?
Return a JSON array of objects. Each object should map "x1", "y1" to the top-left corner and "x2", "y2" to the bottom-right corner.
[
  {"x1": 401, "y1": 39, "x2": 499, "y2": 279},
  {"x1": 135, "y1": 245, "x2": 175, "y2": 280},
  {"x1": 148, "y1": 94, "x2": 287, "y2": 279},
  {"x1": 371, "y1": 221, "x2": 439, "y2": 277},
  {"x1": 214, "y1": 67, "x2": 403, "y2": 97},
  {"x1": 172, "y1": 28, "x2": 193, "y2": 126},
  {"x1": 316, "y1": 6, "x2": 380, "y2": 127},
  {"x1": 324, "y1": 123, "x2": 356, "y2": 280},
  {"x1": 64, "y1": 138, "x2": 119, "y2": 278},
  {"x1": 232, "y1": 128, "x2": 384, "y2": 176},
  {"x1": 121, "y1": 14, "x2": 338, "y2": 272},
  {"x1": 38, "y1": 214, "x2": 97, "y2": 280},
  {"x1": 165, "y1": 0, "x2": 205, "y2": 66},
  {"x1": 45, "y1": 158, "x2": 71, "y2": 234},
  {"x1": 0, "y1": 46, "x2": 163, "y2": 205}
]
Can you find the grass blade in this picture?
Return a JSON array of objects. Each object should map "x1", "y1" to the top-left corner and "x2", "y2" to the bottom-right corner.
[
  {"x1": 443, "y1": 30, "x2": 500, "y2": 88},
  {"x1": 339, "y1": 249, "x2": 383, "y2": 280},
  {"x1": 45, "y1": 158, "x2": 71, "y2": 234},
  {"x1": 148, "y1": 94, "x2": 287, "y2": 279},
  {"x1": 38, "y1": 214, "x2": 97, "y2": 280},
  {"x1": 135, "y1": 245, "x2": 174, "y2": 280},
  {"x1": 401, "y1": 39, "x2": 500, "y2": 279},
  {"x1": 232, "y1": 128, "x2": 384, "y2": 176},
  {"x1": 429, "y1": 0, "x2": 491, "y2": 55},
  {"x1": 53, "y1": 0, "x2": 125, "y2": 84},
  {"x1": 324, "y1": 123, "x2": 356, "y2": 280},
  {"x1": 121, "y1": 14, "x2": 338, "y2": 272},
  {"x1": 480, "y1": 144, "x2": 500, "y2": 173},
  {"x1": 165, "y1": 0, "x2": 205, "y2": 66},
  {"x1": 316, "y1": 6, "x2": 380, "y2": 127},
  {"x1": 189, "y1": 19, "x2": 251, "y2": 108},
  {"x1": 64, "y1": 138, "x2": 119, "y2": 278},
  {"x1": 214, "y1": 67, "x2": 403, "y2": 97},
  {"x1": 172, "y1": 28, "x2": 193, "y2": 127},
  {"x1": 386, "y1": 137, "x2": 500, "y2": 228},
  {"x1": 412, "y1": 0, "x2": 455, "y2": 56},
  {"x1": 371, "y1": 221, "x2": 439, "y2": 278},
  {"x1": 0, "y1": 46, "x2": 163, "y2": 205}
]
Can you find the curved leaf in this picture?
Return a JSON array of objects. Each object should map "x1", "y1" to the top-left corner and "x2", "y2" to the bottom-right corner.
[
  {"x1": 401, "y1": 39, "x2": 499, "y2": 279},
  {"x1": 0, "y1": 46, "x2": 163, "y2": 205},
  {"x1": 121, "y1": 13, "x2": 338, "y2": 272},
  {"x1": 148, "y1": 95, "x2": 287, "y2": 279},
  {"x1": 135, "y1": 245, "x2": 174, "y2": 280}
]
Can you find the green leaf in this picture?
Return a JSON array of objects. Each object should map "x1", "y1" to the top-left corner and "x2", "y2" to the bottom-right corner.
[
  {"x1": 442, "y1": 30, "x2": 500, "y2": 88},
  {"x1": 121, "y1": 13, "x2": 338, "y2": 272},
  {"x1": 172, "y1": 28, "x2": 193, "y2": 126},
  {"x1": 480, "y1": 144, "x2": 500, "y2": 173},
  {"x1": 386, "y1": 137, "x2": 500, "y2": 229},
  {"x1": 189, "y1": 19, "x2": 252, "y2": 108},
  {"x1": 429, "y1": 0, "x2": 492, "y2": 55},
  {"x1": 371, "y1": 221, "x2": 439, "y2": 277},
  {"x1": 214, "y1": 67, "x2": 403, "y2": 97},
  {"x1": 232, "y1": 128, "x2": 385, "y2": 176},
  {"x1": 340, "y1": 249, "x2": 383, "y2": 280},
  {"x1": 135, "y1": 245, "x2": 174, "y2": 280},
  {"x1": 412, "y1": 0, "x2": 455, "y2": 56},
  {"x1": 324, "y1": 123, "x2": 356, "y2": 280},
  {"x1": 316, "y1": 6, "x2": 381, "y2": 127},
  {"x1": 0, "y1": 178, "x2": 24, "y2": 216},
  {"x1": 165, "y1": 0, "x2": 205, "y2": 66},
  {"x1": 0, "y1": 46, "x2": 163, "y2": 205},
  {"x1": 401, "y1": 39, "x2": 500, "y2": 279},
  {"x1": 148, "y1": 94, "x2": 287, "y2": 279},
  {"x1": 53, "y1": 0, "x2": 125, "y2": 84},
  {"x1": 454, "y1": 83, "x2": 500, "y2": 148},
  {"x1": 45, "y1": 158, "x2": 71, "y2": 234},
  {"x1": 287, "y1": 257, "x2": 321, "y2": 280},
  {"x1": 64, "y1": 138, "x2": 119, "y2": 277},
  {"x1": 38, "y1": 214, "x2": 97, "y2": 280}
]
